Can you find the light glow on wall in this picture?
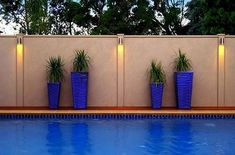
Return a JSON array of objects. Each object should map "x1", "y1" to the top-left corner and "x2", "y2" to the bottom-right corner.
[
  {"x1": 17, "y1": 35, "x2": 23, "y2": 64},
  {"x1": 218, "y1": 37, "x2": 225, "y2": 58},
  {"x1": 118, "y1": 44, "x2": 124, "y2": 54},
  {"x1": 17, "y1": 36, "x2": 23, "y2": 55},
  {"x1": 219, "y1": 44, "x2": 224, "y2": 57},
  {"x1": 17, "y1": 43, "x2": 23, "y2": 56}
]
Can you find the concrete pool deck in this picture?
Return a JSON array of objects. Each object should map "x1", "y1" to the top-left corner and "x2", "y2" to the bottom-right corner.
[{"x1": 0, "y1": 109, "x2": 235, "y2": 115}]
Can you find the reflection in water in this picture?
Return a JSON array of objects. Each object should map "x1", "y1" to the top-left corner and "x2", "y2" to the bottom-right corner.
[
  {"x1": 145, "y1": 120, "x2": 194, "y2": 155},
  {"x1": 146, "y1": 121, "x2": 164, "y2": 154},
  {"x1": 46, "y1": 122, "x2": 63, "y2": 155},
  {"x1": 2, "y1": 119, "x2": 235, "y2": 155},
  {"x1": 71, "y1": 122, "x2": 90, "y2": 155},
  {"x1": 171, "y1": 120, "x2": 193, "y2": 155}
]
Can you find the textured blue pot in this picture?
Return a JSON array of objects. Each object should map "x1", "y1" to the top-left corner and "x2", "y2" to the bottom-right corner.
[
  {"x1": 175, "y1": 72, "x2": 193, "y2": 109},
  {"x1": 151, "y1": 83, "x2": 164, "y2": 109},
  {"x1": 71, "y1": 72, "x2": 88, "y2": 109},
  {"x1": 47, "y1": 82, "x2": 61, "y2": 109}
]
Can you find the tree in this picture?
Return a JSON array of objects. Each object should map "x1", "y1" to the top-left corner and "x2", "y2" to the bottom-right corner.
[
  {"x1": 151, "y1": 0, "x2": 188, "y2": 35},
  {"x1": 130, "y1": 0, "x2": 160, "y2": 34},
  {"x1": 49, "y1": 0, "x2": 68, "y2": 35},
  {"x1": 186, "y1": 0, "x2": 235, "y2": 34},
  {"x1": 0, "y1": 0, "x2": 190, "y2": 35},
  {"x1": 0, "y1": 0, "x2": 87, "y2": 35},
  {"x1": 85, "y1": 0, "x2": 188, "y2": 35},
  {"x1": 88, "y1": 0, "x2": 136, "y2": 34},
  {"x1": 79, "y1": 0, "x2": 106, "y2": 34},
  {"x1": 27, "y1": 0, "x2": 49, "y2": 34},
  {"x1": 185, "y1": 0, "x2": 204, "y2": 34},
  {"x1": 84, "y1": 0, "x2": 160, "y2": 35},
  {"x1": 0, "y1": 0, "x2": 50, "y2": 34},
  {"x1": 49, "y1": 0, "x2": 83, "y2": 35}
]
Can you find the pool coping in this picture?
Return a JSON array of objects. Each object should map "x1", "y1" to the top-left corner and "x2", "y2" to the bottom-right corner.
[{"x1": 1, "y1": 109, "x2": 235, "y2": 115}]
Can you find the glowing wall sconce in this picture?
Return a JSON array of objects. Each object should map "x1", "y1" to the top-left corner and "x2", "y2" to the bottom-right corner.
[
  {"x1": 17, "y1": 35, "x2": 23, "y2": 55},
  {"x1": 218, "y1": 36, "x2": 225, "y2": 57},
  {"x1": 117, "y1": 34, "x2": 124, "y2": 54},
  {"x1": 16, "y1": 34, "x2": 24, "y2": 65},
  {"x1": 217, "y1": 34, "x2": 225, "y2": 106},
  {"x1": 16, "y1": 34, "x2": 24, "y2": 106},
  {"x1": 117, "y1": 34, "x2": 124, "y2": 106}
]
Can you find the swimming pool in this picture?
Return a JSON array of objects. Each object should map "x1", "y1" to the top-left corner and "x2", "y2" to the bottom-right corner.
[{"x1": 0, "y1": 115, "x2": 235, "y2": 155}]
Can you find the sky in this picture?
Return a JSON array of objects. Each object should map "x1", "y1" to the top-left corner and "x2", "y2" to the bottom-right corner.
[{"x1": 0, "y1": 19, "x2": 18, "y2": 35}]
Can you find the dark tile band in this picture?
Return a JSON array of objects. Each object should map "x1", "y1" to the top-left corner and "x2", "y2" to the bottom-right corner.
[{"x1": 0, "y1": 114, "x2": 235, "y2": 120}]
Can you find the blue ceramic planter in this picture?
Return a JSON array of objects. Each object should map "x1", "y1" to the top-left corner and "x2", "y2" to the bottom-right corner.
[
  {"x1": 47, "y1": 82, "x2": 61, "y2": 109},
  {"x1": 151, "y1": 83, "x2": 164, "y2": 109},
  {"x1": 175, "y1": 72, "x2": 193, "y2": 109},
  {"x1": 71, "y1": 72, "x2": 88, "y2": 109}
]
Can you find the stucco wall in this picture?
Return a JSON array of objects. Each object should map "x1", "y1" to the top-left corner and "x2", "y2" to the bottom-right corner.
[
  {"x1": 225, "y1": 36, "x2": 235, "y2": 106},
  {"x1": 23, "y1": 36, "x2": 117, "y2": 107},
  {"x1": 124, "y1": 36, "x2": 218, "y2": 107},
  {"x1": 0, "y1": 36, "x2": 16, "y2": 106},
  {"x1": 0, "y1": 35, "x2": 233, "y2": 108}
]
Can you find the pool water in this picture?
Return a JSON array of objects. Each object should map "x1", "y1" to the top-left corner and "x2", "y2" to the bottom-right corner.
[{"x1": 0, "y1": 118, "x2": 235, "y2": 155}]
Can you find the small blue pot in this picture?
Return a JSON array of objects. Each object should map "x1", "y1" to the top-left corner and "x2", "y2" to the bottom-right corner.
[
  {"x1": 47, "y1": 82, "x2": 61, "y2": 109},
  {"x1": 71, "y1": 72, "x2": 88, "y2": 109},
  {"x1": 151, "y1": 83, "x2": 164, "y2": 109},
  {"x1": 175, "y1": 72, "x2": 193, "y2": 109}
]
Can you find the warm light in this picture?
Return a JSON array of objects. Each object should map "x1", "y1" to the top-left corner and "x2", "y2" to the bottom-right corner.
[
  {"x1": 117, "y1": 34, "x2": 124, "y2": 54},
  {"x1": 17, "y1": 43, "x2": 23, "y2": 64},
  {"x1": 118, "y1": 44, "x2": 124, "y2": 54},
  {"x1": 218, "y1": 36, "x2": 225, "y2": 66},
  {"x1": 17, "y1": 43, "x2": 23, "y2": 55},
  {"x1": 17, "y1": 35, "x2": 23, "y2": 56},
  {"x1": 219, "y1": 44, "x2": 224, "y2": 57}
]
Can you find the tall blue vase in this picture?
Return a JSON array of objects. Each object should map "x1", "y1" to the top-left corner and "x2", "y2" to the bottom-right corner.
[
  {"x1": 48, "y1": 82, "x2": 61, "y2": 109},
  {"x1": 71, "y1": 72, "x2": 88, "y2": 109},
  {"x1": 175, "y1": 72, "x2": 193, "y2": 109},
  {"x1": 151, "y1": 83, "x2": 164, "y2": 109}
]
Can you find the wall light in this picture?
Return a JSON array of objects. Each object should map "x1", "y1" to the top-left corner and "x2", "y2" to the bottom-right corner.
[
  {"x1": 218, "y1": 35, "x2": 225, "y2": 72},
  {"x1": 217, "y1": 34, "x2": 225, "y2": 106},
  {"x1": 218, "y1": 36, "x2": 224, "y2": 57},
  {"x1": 17, "y1": 36, "x2": 23, "y2": 55},
  {"x1": 117, "y1": 34, "x2": 124, "y2": 54}
]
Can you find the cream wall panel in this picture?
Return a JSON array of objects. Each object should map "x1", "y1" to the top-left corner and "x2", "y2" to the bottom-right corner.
[
  {"x1": 225, "y1": 37, "x2": 235, "y2": 106},
  {"x1": 0, "y1": 37, "x2": 17, "y2": 106},
  {"x1": 124, "y1": 37, "x2": 218, "y2": 107},
  {"x1": 23, "y1": 37, "x2": 117, "y2": 107},
  {"x1": 0, "y1": 35, "x2": 233, "y2": 108}
]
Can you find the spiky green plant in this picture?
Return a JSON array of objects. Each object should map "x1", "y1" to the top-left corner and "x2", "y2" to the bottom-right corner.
[
  {"x1": 150, "y1": 60, "x2": 166, "y2": 84},
  {"x1": 47, "y1": 56, "x2": 64, "y2": 83},
  {"x1": 175, "y1": 49, "x2": 192, "y2": 71},
  {"x1": 73, "y1": 50, "x2": 90, "y2": 72}
]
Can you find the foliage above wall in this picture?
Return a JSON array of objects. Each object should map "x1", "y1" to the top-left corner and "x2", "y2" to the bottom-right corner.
[
  {"x1": 186, "y1": 0, "x2": 235, "y2": 35},
  {"x1": 0, "y1": 0, "x2": 234, "y2": 35}
]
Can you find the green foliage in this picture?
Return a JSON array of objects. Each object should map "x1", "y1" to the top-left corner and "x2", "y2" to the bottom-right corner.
[
  {"x1": 49, "y1": 0, "x2": 71, "y2": 35},
  {"x1": 175, "y1": 49, "x2": 192, "y2": 72},
  {"x1": 91, "y1": 0, "x2": 135, "y2": 35},
  {"x1": 152, "y1": 0, "x2": 188, "y2": 35},
  {"x1": 5, "y1": 0, "x2": 235, "y2": 35},
  {"x1": 0, "y1": 0, "x2": 50, "y2": 34},
  {"x1": 186, "y1": 0, "x2": 235, "y2": 34},
  {"x1": 149, "y1": 60, "x2": 166, "y2": 84},
  {"x1": 130, "y1": 0, "x2": 160, "y2": 34},
  {"x1": 0, "y1": 0, "x2": 188, "y2": 35},
  {"x1": 47, "y1": 56, "x2": 64, "y2": 83},
  {"x1": 73, "y1": 50, "x2": 90, "y2": 72},
  {"x1": 90, "y1": 0, "x2": 186, "y2": 35},
  {"x1": 185, "y1": 0, "x2": 204, "y2": 34}
]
